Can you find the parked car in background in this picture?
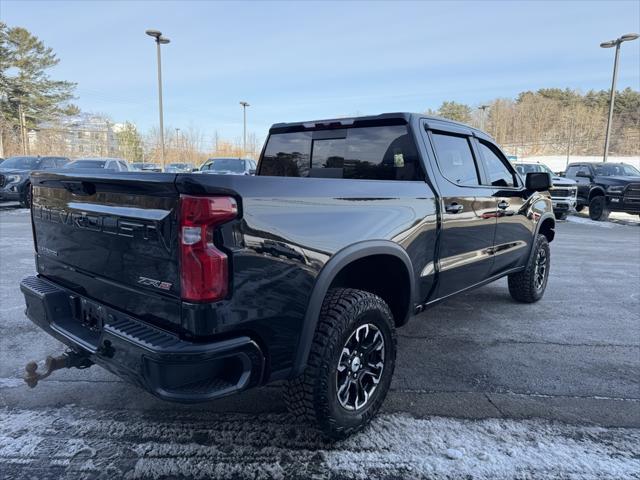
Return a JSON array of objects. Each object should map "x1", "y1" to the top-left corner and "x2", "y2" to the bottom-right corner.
[
  {"x1": 128, "y1": 163, "x2": 143, "y2": 171},
  {"x1": 200, "y1": 157, "x2": 257, "y2": 175},
  {"x1": 165, "y1": 162, "x2": 196, "y2": 173},
  {"x1": 513, "y1": 161, "x2": 577, "y2": 220},
  {"x1": 564, "y1": 162, "x2": 640, "y2": 220},
  {"x1": 139, "y1": 163, "x2": 162, "y2": 172},
  {"x1": 64, "y1": 158, "x2": 130, "y2": 172},
  {"x1": 0, "y1": 155, "x2": 69, "y2": 207},
  {"x1": 21, "y1": 113, "x2": 555, "y2": 438}
]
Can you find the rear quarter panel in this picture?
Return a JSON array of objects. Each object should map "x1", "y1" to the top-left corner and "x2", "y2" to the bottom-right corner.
[{"x1": 177, "y1": 174, "x2": 437, "y2": 376}]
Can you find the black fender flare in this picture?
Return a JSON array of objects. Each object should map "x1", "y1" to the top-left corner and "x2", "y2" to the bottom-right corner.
[
  {"x1": 588, "y1": 186, "x2": 605, "y2": 201},
  {"x1": 527, "y1": 212, "x2": 555, "y2": 264},
  {"x1": 291, "y1": 240, "x2": 415, "y2": 377}
]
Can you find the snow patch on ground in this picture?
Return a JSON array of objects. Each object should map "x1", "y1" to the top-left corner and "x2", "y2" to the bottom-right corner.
[
  {"x1": 0, "y1": 377, "x2": 24, "y2": 388},
  {"x1": 0, "y1": 407, "x2": 638, "y2": 479},
  {"x1": 567, "y1": 216, "x2": 616, "y2": 228}
]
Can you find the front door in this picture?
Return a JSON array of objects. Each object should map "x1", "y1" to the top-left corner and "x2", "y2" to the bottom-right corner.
[
  {"x1": 473, "y1": 137, "x2": 532, "y2": 275},
  {"x1": 565, "y1": 164, "x2": 591, "y2": 205},
  {"x1": 425, "y1": 128, "x2": 498, "y2": 299}
]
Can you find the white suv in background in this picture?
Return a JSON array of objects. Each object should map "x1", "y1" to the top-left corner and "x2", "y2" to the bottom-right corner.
[{"x1": 513, "y1": 161, "x2": 577, "y2": 220}]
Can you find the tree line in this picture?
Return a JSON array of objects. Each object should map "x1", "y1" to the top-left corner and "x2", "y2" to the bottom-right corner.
[{"x1": 428, "y1": 88, "x2": 639, "y2": 157}]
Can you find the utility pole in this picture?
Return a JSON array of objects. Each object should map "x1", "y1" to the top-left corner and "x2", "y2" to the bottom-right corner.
[
  {"x1": 566, "y1": 114, "x2": 574, "y2": 168},
  {"x1": 478, "y1": 105, "x2": 489, "y2": 131},
  {"x1": 600, "y1": 33, "x2": 639, "y2": 162},
  {"x1": 18, "y1": 104, "x2": 28, "y2": 155},
  {"x1": 240, "y1": 101, "x2": 250, "y2": 155}
]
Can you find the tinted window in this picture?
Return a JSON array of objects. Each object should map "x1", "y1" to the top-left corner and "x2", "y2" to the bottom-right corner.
[
  {"x1": 209, "y1": 159, "x2": 245, "y2": 173},
  {"x1": 117, "y1": 161, "x2": 128, "y2": 171},
  {"x1": 1, "y1": 156, "x2": 40, "y2": 169},
  {"x1": 260, "y1": 131, "x2": 312, "y2": 177},
  {"x1": 55, "y1": 158, "x2": 68, "y2": 168},
  {"x1": 593, "y1": 163, "x2": 640, "y2": 176},
  {"x1": 565, "y1": 165, "x2": 581, "y2": 178},
  {"x1": 430, "y1": 133, "x2": 479, "y2": 186},
  {"x1": 260, "y1": 125, "x2": 421, "y2": 181},
  {"x1": 39, "y1": 158, "x2": 56, "y2": 169},
  {"x1": 515, "y1": 163, "x2": 553, "y2": 176},
  {"x1": 66, "y1": 160, "x2": 107, "y2": 169},
  {"x1": 478, "y1": 141, "x2": 516, "y2": 187}
]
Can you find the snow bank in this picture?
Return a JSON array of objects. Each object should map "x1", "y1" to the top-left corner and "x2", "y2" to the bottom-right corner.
[{"x1": 0, "y1": 407, "x2": 638, "y2": 479}]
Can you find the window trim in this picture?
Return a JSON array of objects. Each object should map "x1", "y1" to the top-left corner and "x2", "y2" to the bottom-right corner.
[
  {"x1": 427, "y1": 128, "x2": 482, "y2": 188},
  {"x1": 472, "y1": 137, "x2": 522, "y2": 190}
]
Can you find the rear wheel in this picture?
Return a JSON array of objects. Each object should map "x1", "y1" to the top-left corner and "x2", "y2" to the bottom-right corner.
[
  {"x1": 284, "y1": 288, "x2": 396, "y2": 439},
  {"x1": 508, "y1": 234, "x2": 550, "y2": 303},
  {"x1": 589, "y1": 195, "x2": 609, "y2": 221},
  {"x1": 575, "y1": 204, "x2": 584, "y2": 212}
]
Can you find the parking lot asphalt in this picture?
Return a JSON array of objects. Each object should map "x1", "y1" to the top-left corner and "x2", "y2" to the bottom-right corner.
[{"x1": 1, "y1": 204, "x2": 639, "y2": 478}]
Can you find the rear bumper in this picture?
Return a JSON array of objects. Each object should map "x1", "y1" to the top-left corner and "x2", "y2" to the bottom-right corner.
[{"x1": 20, "y1": 275, "x2": 264, "y2": 403}]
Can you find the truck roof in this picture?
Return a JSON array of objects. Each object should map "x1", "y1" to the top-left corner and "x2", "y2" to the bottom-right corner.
[{"x1": 269, "y1": 112, "x2": 493, "y2": 140}]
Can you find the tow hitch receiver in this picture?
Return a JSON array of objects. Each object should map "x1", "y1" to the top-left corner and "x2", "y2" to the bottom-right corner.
[{"x1": 24, "y1": 351, "x2": 93, "y2": 388}]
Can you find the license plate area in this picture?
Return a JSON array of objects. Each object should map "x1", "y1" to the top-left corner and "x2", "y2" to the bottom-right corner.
[{"x1": 71, "y1": 296, "x2": 106, "y2": 332}]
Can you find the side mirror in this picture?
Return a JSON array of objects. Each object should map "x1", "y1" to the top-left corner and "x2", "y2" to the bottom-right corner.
[
  {"x1": 575, "y1": 170, "x2": 591, "y2": 179},
  {"x1": 526, "y1": 172, "x2": 551, "y2": 192}
]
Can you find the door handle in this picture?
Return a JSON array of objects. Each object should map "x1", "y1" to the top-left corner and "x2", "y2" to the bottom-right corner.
[
  {"x1": 445, "y1": 203, "x2": 464, "y2": 214},
  {"x1": 498, "y1": 200, "x2": 510, "y2": 210}
]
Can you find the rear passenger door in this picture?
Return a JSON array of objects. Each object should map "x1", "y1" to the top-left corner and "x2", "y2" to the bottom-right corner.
[
  {"x1": 473, "y1": 138, "x2": 531, "y2": 276},
  {"x1": 424, "y1": 124, "x2": 498, "y2": 299}
]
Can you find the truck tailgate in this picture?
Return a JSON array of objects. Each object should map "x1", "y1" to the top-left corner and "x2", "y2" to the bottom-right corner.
[{"x1": 30, "y1": 171, "x2": 182, "y2": 329}]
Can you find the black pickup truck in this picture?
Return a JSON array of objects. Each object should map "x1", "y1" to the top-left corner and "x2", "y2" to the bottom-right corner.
[
  {"x1": 20, "y1": 113, "x2": 554, "y2": 438},
  {"x1": 564, "y1": 162, "x2": 640, "y2": 220}
]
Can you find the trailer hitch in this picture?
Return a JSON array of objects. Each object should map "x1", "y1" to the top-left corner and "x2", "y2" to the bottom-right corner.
[{"x1": 24, "y1": 351, "x2": 93, "y2": 388}]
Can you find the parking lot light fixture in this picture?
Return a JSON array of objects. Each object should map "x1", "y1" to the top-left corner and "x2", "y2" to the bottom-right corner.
[
  {"x1": 146, "y1": 29, "x2": 170, "y2": 169},
  {"x1": 240, "y1": 101, "x2": 250, "y2": 155},
  {"x1": 600, "y1": 33, "x2": 639, "y2": 163}
]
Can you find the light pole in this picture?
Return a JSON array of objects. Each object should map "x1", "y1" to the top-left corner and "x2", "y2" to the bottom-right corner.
[
  {"x1": 240, "y1": 101, "x2": 250, "y2": 155},
  {"x1": 146, "y1": 29, "x2": 170, "y2": 169},
  {"x1": 600, "y1": 33, "x2": 638, "y2": 162},
  {"x1": 478, "y1": 105, "x2": 489, "y2": 131}
]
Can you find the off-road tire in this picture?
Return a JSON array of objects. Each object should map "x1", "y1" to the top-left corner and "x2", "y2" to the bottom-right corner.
[
  {"x1": 575, "y1": 205, "x2": 584, "y2": 213},
  {"x1": 508, "y1": 234, "x2": 550, "y2": 303},
  {"x1": 20, "y1": 183, "x2": 32, "y2": 209},
  {"x1": 284, "y1": 288, "x2": 396, "y2": 439},
  {"x1": 588, "y1": 195, "x2": 609, "y2": 221}
]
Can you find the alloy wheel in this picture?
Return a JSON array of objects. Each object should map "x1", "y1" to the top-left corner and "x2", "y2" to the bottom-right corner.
[
  {"x1": 534, "y1": 248, "x2": 547, "y2": 290},
  {"x1": 336, "y1": 323, "x2": 385, "y2": 411}
]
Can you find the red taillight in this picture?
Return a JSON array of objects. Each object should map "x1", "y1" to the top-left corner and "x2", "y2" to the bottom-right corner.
[{"x1": 179, "y1": 195, "x2": 238, "y2": 302}]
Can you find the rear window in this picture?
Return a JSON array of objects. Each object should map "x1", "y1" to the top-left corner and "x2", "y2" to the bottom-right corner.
[
  {"x1": 260, "y1": 125, "x2": 422, "y2": 181},
  {"x1": 66, "y1": 160, "x2": 106, "y2": 169},
  {"x1": 209, "y1": 159, "x2": 245, "y2": 173}
]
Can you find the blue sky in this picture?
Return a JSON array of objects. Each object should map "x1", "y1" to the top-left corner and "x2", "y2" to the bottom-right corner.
[{"x1": 3, "y1": 0, "x2": 639, "y2": 144}]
